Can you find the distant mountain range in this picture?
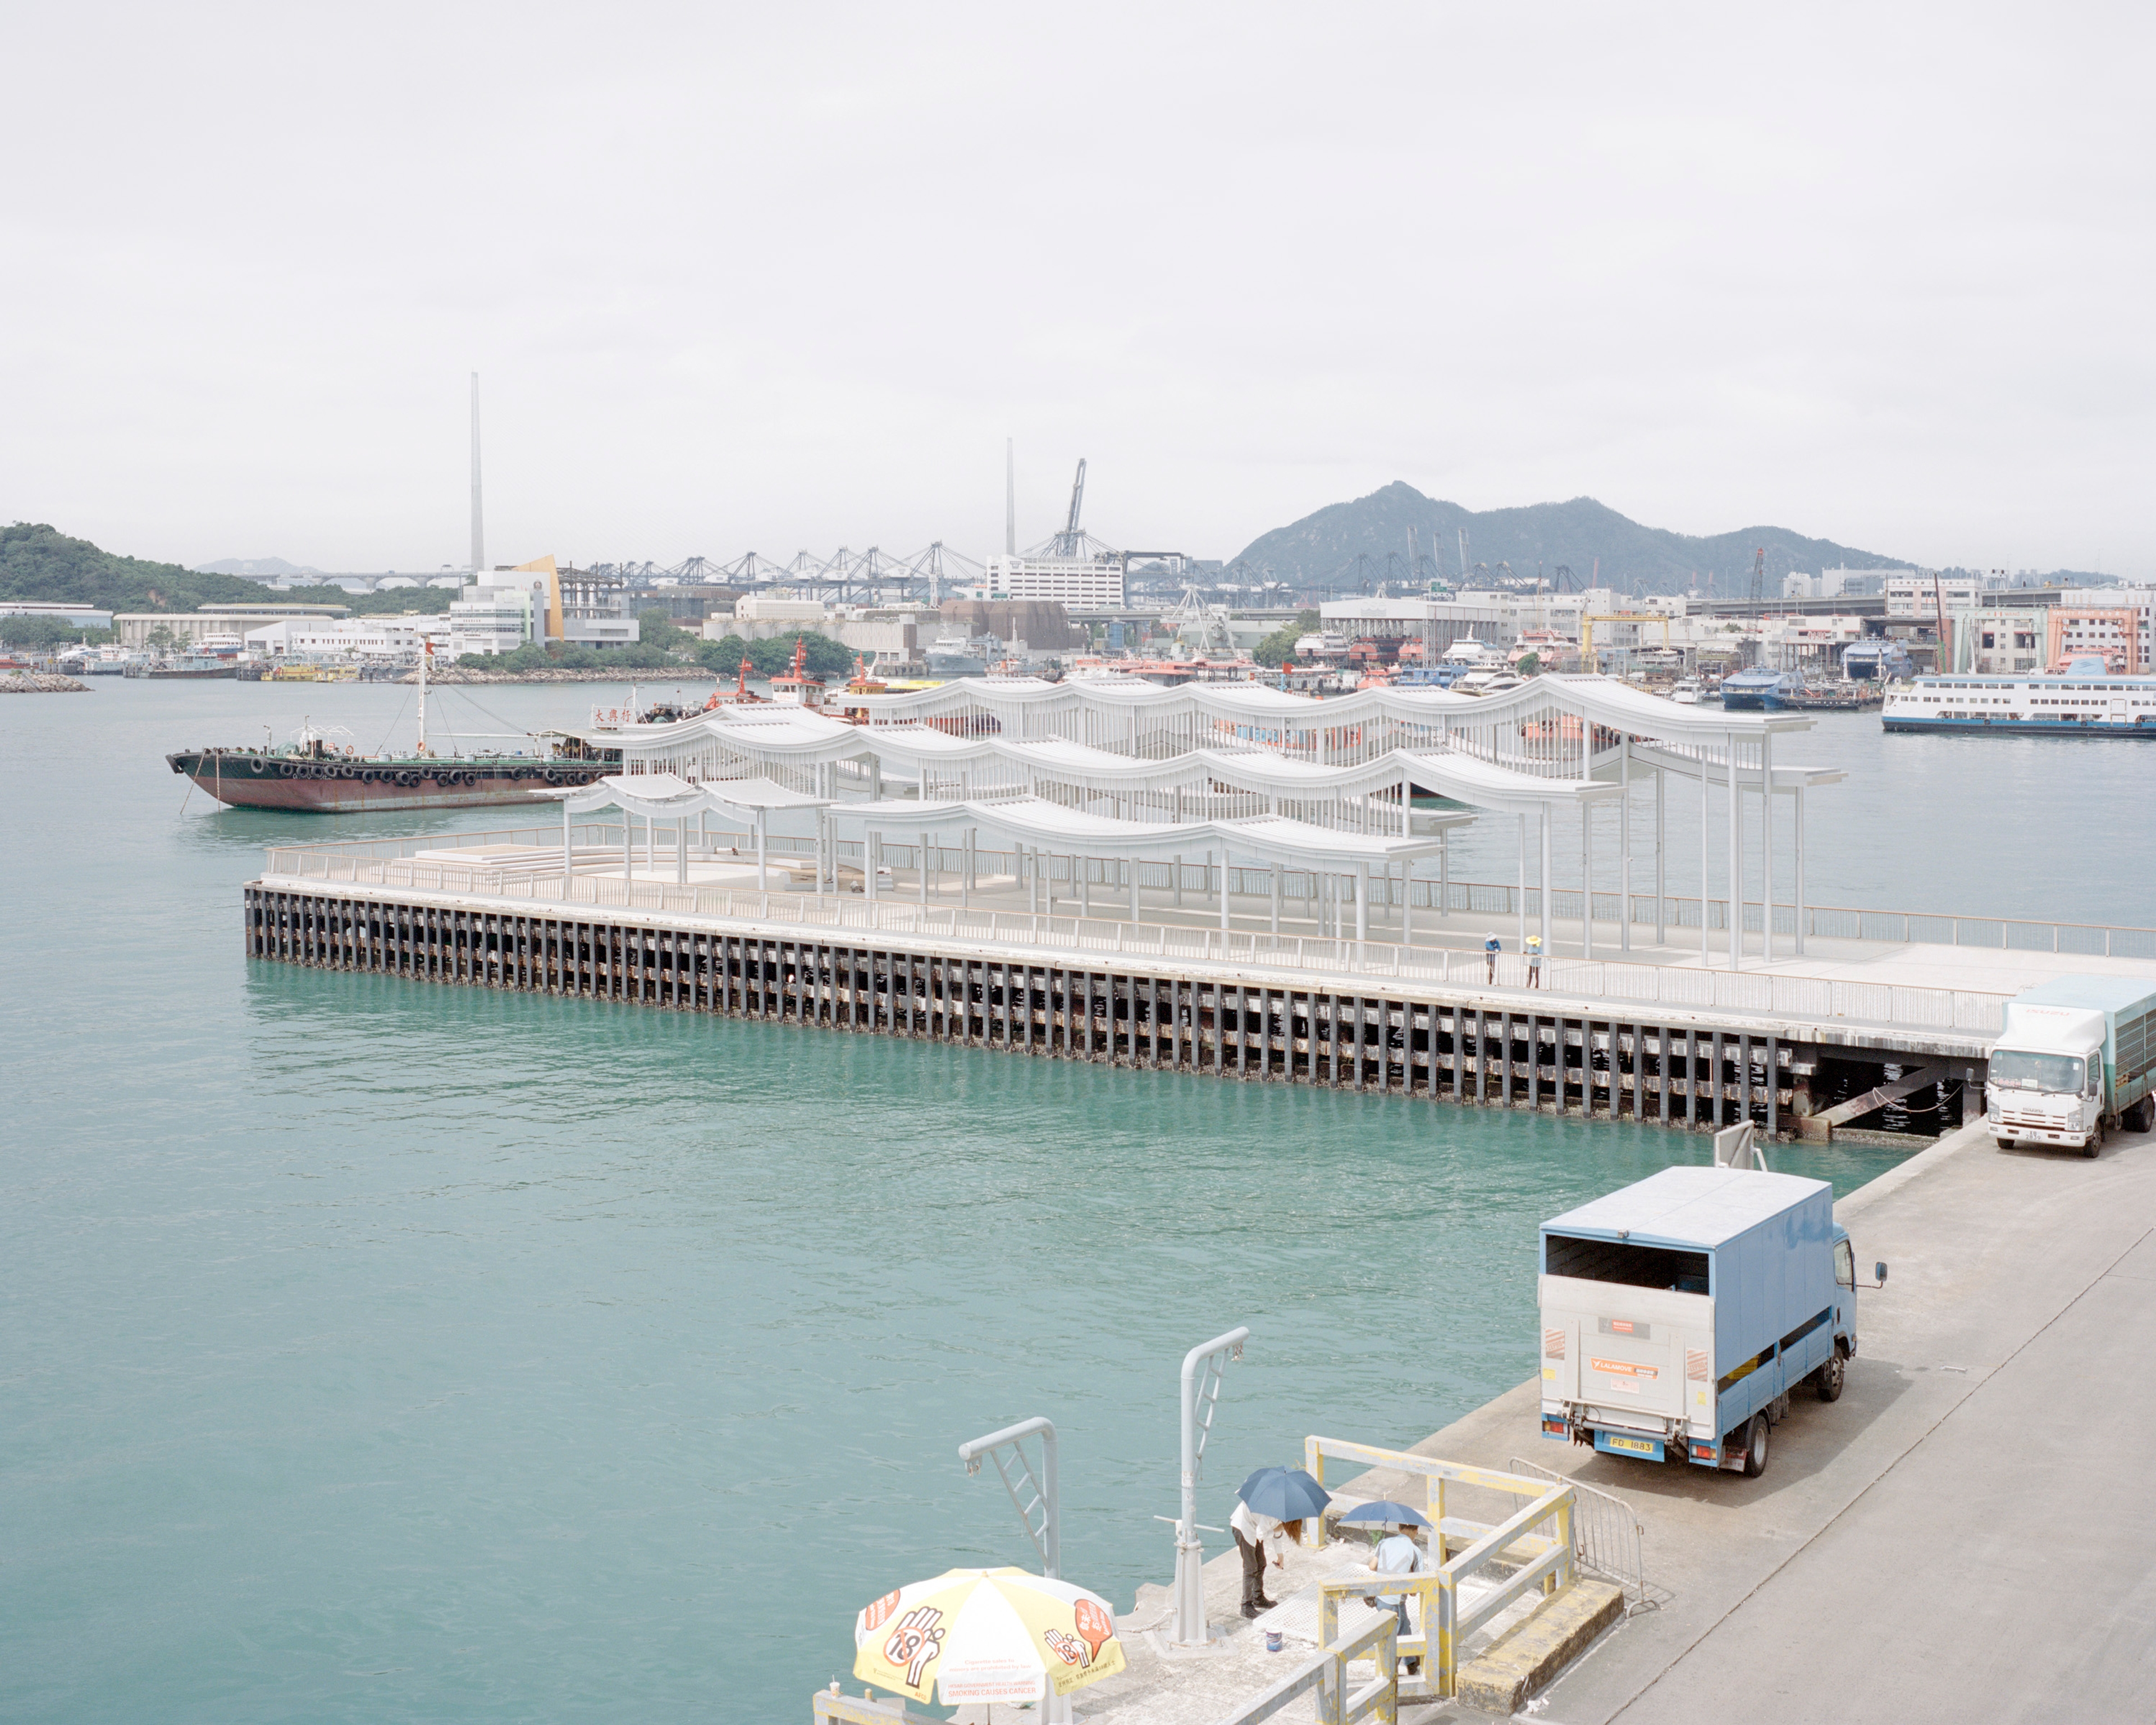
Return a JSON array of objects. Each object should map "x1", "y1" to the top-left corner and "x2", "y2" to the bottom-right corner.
[
  {"x1": 1228, "y1": 485, "x2": 1912, "y2": 595},
  {"x1": 193, "y1": 556, "x2": 323, "y2": 577}
]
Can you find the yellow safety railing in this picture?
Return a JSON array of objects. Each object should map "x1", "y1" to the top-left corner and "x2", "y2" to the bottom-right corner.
[
  {"x1": 1209, "y1": 1607, "x2": 1400, "y2": 1725},
  {"x1": 810, "y1": 1690, "x2": 939, "y2": 1725},
  {"x1": 1303, "y1": 1436, "x2": 1575, "y2": 1700}
]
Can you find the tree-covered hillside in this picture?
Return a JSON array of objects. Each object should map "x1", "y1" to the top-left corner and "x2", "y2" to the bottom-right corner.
[{"x1": 0, "y1": 523, "x2": 450, "y2": 615}]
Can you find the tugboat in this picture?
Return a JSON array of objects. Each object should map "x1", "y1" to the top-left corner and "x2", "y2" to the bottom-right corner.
[{"x1": 164, "y1": 645, "x2": 618, "y2": 811}]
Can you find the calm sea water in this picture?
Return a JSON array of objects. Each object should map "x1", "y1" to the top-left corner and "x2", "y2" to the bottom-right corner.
[{"x1": 3, "y1": 677, "x2": 2141, "y2": 1723}]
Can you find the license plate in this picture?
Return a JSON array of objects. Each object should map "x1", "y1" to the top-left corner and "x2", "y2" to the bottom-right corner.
[{"x1": 1606, "y1": 1436, "x2": 1657, "y2": 1455}]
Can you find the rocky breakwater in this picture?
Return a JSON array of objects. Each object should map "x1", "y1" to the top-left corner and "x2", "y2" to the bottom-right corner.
[{"x1": 1, "y1": 672, "x2": 89, "y2": 693}]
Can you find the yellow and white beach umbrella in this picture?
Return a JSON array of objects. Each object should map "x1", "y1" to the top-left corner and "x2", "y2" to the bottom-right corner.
[{"x1": 853, "y1": 1567, "x2": 1126, "y2": 1706}]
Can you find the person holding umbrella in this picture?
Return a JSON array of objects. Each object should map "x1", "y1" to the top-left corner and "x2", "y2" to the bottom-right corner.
[
  {"x1": 1228, "y1": 1499, "x2": 1295, "y2": 1618},
  {"x1": 1232, "y1": 1467, "x2": 1330, "y2": 1620},
  {"x1": 1339, "y1": 1501, "x2": 1432, "y2": 1676}
]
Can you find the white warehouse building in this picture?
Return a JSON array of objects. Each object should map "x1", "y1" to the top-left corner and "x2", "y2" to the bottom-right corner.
[{"x1": 985, "y1": 554, "x2": 1125, "y2": 610}]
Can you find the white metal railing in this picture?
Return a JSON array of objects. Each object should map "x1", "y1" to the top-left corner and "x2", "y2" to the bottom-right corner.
[
  {"x1": 257, "y1": 850, "x2": 2012, "y2": 1035},
  {"x1": 257, "y1": 827, "x2": 2156, "y2": 963}
]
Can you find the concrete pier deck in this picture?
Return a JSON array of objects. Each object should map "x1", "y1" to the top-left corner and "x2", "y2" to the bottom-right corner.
[{"x1": 1355, "y1": 1116, "x2": 2156, "y2": 1721}]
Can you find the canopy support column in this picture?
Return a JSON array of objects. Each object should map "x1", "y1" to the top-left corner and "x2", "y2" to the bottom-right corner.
[
  {"x1": 1441, "y1": 826, "x2": 1452, "y2": 922},
  {"x1": 1130, "y1": 857, "x2": 1141, "y2": 927},
  {"x1": 675, "y1": 817, "x2": 687, "y2": 884},
  {"x1": 1619, "y1": 737, "x2": 1632, "y2": 955},
  {"x1": 1516, "y1": 813, "x2": 1527, "y2": 953},
  {"x1": 921, "y1": 832, "x2": 931, "y2": 906},
  {"x1": 1761, "y1": 731, "x2": 1775, "y2": 961},
  {"x1": 1655, "y1": 765, "x2": 1666, "y2": 947},
  {"x1": 1726, "y1": 731, "x2": 1742, "y2": 973},
  {"x1": 1400, "y1": 862, "x2": 1413, "y2": 951},
  {"x1": 563, "y1": 800, "x2": 572, "y2": 886},
  {"x1": 1540, "y1": 811, "x2": 1552, "y2": 955},
  {"x1": 867, "y1": 834, "x2": 879, "y2": 903},
  {"x1": 1581, "y1": 804, "x2": 1593, "y2": 962},
  {"x1": 1700, "y1": 752, "x2": 1712, "y2": 960},
  {"x1": 757, "y1": 810, "x2": 769, "y2": 892},
  {"x1": 1079, "y1": 854, "x2": 1089, "y2": 919},
  {"x1": 622, "y1": 814, "x2": 632, "y2": 880},
  {"x1": 1354, "y1": 860, "x2": 1368, "y2": 951},
  {"x1": 1270, "y1": 865, "x2": 1281, "y2": 934},
  {"x1": 1794, "y1": 785, "x2": 1807, "y2": 955}
]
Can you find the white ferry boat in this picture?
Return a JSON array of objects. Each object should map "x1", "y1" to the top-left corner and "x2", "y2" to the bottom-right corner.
[{"x1": 1881, "y1": 670, "x2": 2156, "y2": 736}]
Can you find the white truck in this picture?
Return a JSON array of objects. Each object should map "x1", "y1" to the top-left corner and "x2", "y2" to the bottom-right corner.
[
  {"x1": 1986, "y1": 977, "x2": 2156, "y2": 1157},
  {"x1": 1538, "y1": 1166, "x2": 1879, "y2": 1479}
]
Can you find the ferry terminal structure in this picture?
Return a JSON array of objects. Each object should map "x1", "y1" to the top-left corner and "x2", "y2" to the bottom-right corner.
[{"x1": 244, "y1": 672, "x2": 2156, "y2": 1140}]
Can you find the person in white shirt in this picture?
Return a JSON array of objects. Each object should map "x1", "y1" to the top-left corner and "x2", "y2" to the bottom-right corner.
[
  {"x1": 1228, "y1": 1500, "x2": 1301, "y2": 1619},
  {"x1": 1364, "y1": 1521, "x2": 1428, "y2": 1672}
]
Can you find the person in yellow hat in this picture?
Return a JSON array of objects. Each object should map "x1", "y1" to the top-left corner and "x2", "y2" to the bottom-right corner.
[{"x1": 1525, "y1": 934, "x2": 1544, "y2": 988}]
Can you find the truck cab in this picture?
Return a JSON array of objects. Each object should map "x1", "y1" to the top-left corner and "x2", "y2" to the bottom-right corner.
[
  {"x1": 1987, "y1": 980, "x2": 2156, "y2": 1157},
  {"x1": 1539, "y1": 1167, "x2": 1871, "y2": 1479}
]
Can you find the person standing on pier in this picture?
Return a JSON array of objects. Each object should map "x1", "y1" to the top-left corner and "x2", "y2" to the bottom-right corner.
[
  {"x1": 1364, "y1": 1520, "x2": 1428, "y2": 1674},
  {"x1": 1484, "y1": 932, "x2": 1502, "y2": 983},
  {"x1": 1525, "y1": 934, "x2": 1544, "y2": 988},
  {"x1": 1230, "y1": 1500, "x2": 1300, "y2": 1619}
]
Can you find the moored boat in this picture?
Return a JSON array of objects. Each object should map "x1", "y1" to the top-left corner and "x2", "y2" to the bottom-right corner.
[
  {"x1": 1881, "y1": 670, "x2": 2156, "y2": 735},
  {"x1": 165, "y1": 645, "x2": 621, "y2": 811}
]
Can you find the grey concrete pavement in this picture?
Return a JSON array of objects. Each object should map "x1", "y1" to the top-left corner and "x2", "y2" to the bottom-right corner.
[{"x1": 1354, "y1": 1116, "x2": 2156, "y2": 1723}]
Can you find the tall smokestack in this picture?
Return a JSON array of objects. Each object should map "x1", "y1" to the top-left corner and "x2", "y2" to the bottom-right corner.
[
  {"x1": 1005, "y1": 438, "x2": 1016, "y2": 555},
  {"x1": 469, "y1": 373, "x2": 485, "y2": 574}
]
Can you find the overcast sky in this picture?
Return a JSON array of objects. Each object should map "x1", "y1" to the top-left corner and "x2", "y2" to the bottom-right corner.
[{"x1": 5, "y1": 3, "x2": 2151, "y2": 575}]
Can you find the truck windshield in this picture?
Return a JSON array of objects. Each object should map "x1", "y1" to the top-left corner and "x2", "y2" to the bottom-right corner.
[
  {"x1": 1545, "y1": 1232, "x2": 1709, "y2": 1294},
  {"x1": 1989, "y1": 1049, "x2": 2086, "y2": 1092}
]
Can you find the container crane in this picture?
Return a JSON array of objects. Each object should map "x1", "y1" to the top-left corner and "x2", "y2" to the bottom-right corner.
[{"x1": 1050, "y1": 460, "x2": 1088, "y2": 556}]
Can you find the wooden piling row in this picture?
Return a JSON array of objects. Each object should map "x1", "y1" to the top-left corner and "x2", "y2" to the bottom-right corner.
[{"x1": 245, "y1": 885, "x2": 1799, "y2": 1130}]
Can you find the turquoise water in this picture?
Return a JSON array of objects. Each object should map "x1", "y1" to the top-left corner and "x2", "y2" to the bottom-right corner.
[{"x1": 0, "y1": 679, "x2": 2059, "y2": 1722}]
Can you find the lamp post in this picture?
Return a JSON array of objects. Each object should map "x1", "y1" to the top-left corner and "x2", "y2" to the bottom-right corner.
[{"x1": 1172, "y1": 1326, "x2": 1250, "y2": 1647}]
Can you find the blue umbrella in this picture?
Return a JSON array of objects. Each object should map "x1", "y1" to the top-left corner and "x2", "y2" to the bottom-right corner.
[
  {"x1": 1335, "y1": 1500, "x2": 1431, "y2": 1529},
  {"x1": 1236, "y1": 1466, "x2": 1331, "y2": 1521}
]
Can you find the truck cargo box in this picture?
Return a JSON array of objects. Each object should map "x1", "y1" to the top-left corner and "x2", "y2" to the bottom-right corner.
[{"x1": 1540, "y1": 1166, "x2": 1849, "y2": 1470}]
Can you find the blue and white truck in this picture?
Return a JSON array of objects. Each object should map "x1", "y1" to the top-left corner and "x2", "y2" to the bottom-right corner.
[
  {"x1": 1986, "y1": 976, "x2": 2156, "y2": 1157},
  {"x1": 1538, "y1": 1167, "x2": 1883, "y2": 1478}
]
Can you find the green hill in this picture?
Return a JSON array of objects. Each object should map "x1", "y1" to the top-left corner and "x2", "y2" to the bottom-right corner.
[
  {"x1": 0, "y1": 523, "x2": 451, "y2": 615},
  {"x1": 1227, "y1": 485, "x2": 1913, "y2": 595}
]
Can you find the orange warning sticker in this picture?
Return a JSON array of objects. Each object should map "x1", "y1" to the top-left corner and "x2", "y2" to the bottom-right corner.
[{"x1": 1591, "y1": 1357, "x2": 1659, "y2": 1379}]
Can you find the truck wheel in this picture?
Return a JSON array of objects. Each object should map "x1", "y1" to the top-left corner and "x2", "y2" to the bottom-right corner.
[
  {"x1": 1815, "y1": 1353, "x2": 1845, "y2": 1402},
  {"x1": 2131, "y1": 1097, "x2": 2155, "y2": 1134},
  {"x1": 1742, "y1": 1414, "x2": 1770, "y2": 1478},
  {"x1": 2082, "y1": 1139, "x2": 2100, "y2": 1160}
]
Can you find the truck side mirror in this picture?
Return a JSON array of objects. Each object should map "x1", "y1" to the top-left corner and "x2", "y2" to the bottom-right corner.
[{"x1": 1875, "y1": 1262, "x2": 1888, "y2": 1285}]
